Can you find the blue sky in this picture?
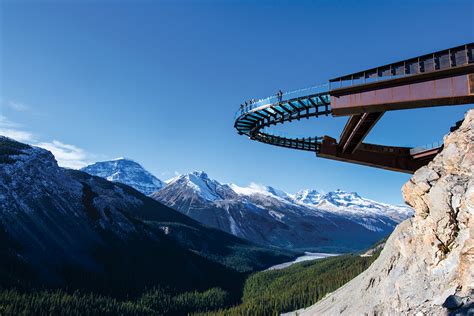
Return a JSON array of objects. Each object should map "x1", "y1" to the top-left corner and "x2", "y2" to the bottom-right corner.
[{"x1": 0, "y1": 0, "x2": 472, "y2": 204}]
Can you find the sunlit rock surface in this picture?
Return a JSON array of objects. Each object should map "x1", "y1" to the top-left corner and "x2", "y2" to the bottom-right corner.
[{"x1": 287, "y1": 109, "x2": 473, "y2": 315}]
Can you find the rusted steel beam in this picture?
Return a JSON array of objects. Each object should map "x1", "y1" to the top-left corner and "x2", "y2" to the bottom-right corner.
[
  {"x1": 339, "y1": 112, "x2": 384, "y2": 153},
  {"x1": 341, "y1": 114, "x2": 370, "y2": 153},
  {"x1": 330, "y1": 69, "x2": 474, "y2": 116},
  {"x1": 339, "y1": 114, "x2": 362, "y2": 147},
  {"x1": 329, "y1": 43, "x2": 473, "y2": 87},
  {"x1": 317, "y1": 138, "x2": 438, "y2": 173},
  {"x1": 411, "y1": 147, "x2": 441, "y2": 159},
  {"x1": 331, "y1": 64, "x2": 474, "y2": 96}
]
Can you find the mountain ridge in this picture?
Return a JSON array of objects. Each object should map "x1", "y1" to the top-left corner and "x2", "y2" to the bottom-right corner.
[
  {"x1": 81, "y1": 158, "x2": 412, "y2": 252},
  {"x1": 151, "y1": 171, "x2": 412, "y2": 252},
  {"x1": 0, "y1": 136, "x2": 293, "y2": 296}
]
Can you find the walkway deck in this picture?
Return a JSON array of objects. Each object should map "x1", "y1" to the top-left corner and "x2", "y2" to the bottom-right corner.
[{"x1": 234, "y1": 43, "x2": 473, "y2": 173}]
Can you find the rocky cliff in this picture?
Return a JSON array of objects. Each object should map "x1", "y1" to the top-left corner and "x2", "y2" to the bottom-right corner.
[{"x1": 288, "y1": 109, "x2": 473, "y2": 315}]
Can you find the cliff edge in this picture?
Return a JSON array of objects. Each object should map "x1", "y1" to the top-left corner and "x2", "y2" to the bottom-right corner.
[{"x1": 287, "y1": 109, "x2": 474, "y2": 315}]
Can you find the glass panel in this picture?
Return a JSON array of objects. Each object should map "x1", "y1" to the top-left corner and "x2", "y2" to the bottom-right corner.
[
  {"x1": 407, "y1": 60, "x2": 419, "y2": 74},
  {"x1": 438, "y1": 53, "x2": 450, "y2": 69},
  {"x1": 454, "y1": 49, "x2": 467, "y2": 66},
  {"x1": 340, "y1": 79, "x2": 352, "y2": 88},
  {"x1": 235, "y1": 85, "x2": 330, "y2": 120},
  {"x1": 281, "y1": 104, "x2": 294, "y2": 112},
  {"x1": 393, "y1": 64, "x2": 405, "y2": 77},
  {"x1": 380, "y1": 67, "x2": 391, "y2": 78},
  {"x1": 353, "y1": 74, "x2": 365, "y2": 85},
  {"x1": 274, "y1": 105, "x2": 286, "y2": 113},
  {"x1": 365, "y1": 70, "x2": 377, "y2": 83},
  {"x1": 421, "y1": 57, "x2": 435, "y2": 72}
]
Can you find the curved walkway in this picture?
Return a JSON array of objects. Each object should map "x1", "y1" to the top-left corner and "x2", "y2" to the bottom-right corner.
[
  {"x1": 233, "y1": 43, "x2": 473, "y2": 173},
  {"x1": 234, "y1": 84, "x2": 330, "y2": 152}
]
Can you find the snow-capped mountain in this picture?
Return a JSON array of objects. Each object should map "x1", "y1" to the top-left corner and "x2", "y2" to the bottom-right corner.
[
  {"x1": 165, "y1": 171, "x2": 237, "y2": 201},
  {"x1": 80, "y1": 158, "x2": 412, "y2": 252},
  {"x1": 289, "y1": 189, "x2": 414, "y2": 231},
  {"x1": 291, "y1": 189, "x2": 325, "y2": 205},
  {"x1": 0, "y1": 137, "x2": 291, "y2": 292},
  {"x1": 152, "y1": 172, "x2": 413, "y2": 252},
  {"x1": 81, "y1": 158, "x2": 164, "y2": 195}
]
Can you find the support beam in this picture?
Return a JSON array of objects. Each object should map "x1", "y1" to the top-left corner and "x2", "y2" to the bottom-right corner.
[
  {"x1": 317, "y1": 95, "x2": 328, "y2": 106},
  {"x1": 330, "y1": 65, "x2": 474, "y2": 116},
  {"x1": 286, "y1": 101, "x2": 299, "y2": 111},
  {"x1": 252, "y1": 111, "x2": 267, "y2": 119},
  {"x1": 262, "y1": 108, "x2": 277, "y2": 117},
  {"x1": 238, "y1": 118, "x2": 258, "y2": 124},
  {"x1": 245, "y1": 113, "x2": 261, "y2": 121},
  {"x1": 318, "y1": 138, "x2": 441, "y2": 173},
  {"x1": 297, "y1": 100, "x2": 307, "y2": 108},
  {"x1": 338, "y1": 112, "x2": 384, "y2": 153},
  {"x1": 271, "y1": 106, "x2": 285, "y2": 116},
  {"x1": 277, "y1": 103, "x2": 292, "y2": 114},
  {"x1": 307, "y1": 98, "x2": 318, "y2": 107}
]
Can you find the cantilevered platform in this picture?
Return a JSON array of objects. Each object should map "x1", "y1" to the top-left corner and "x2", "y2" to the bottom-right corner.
[{"x1": 234, "y1": 43, "x2": 474, "y2": 173}]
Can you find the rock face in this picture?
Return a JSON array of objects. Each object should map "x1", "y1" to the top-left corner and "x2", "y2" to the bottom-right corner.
[{"x1": 288, "y1": 109, "x2": 473, "y2": 315}]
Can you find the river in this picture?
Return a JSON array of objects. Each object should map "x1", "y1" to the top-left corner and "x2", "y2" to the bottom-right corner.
[{"x1": 266, "y1": 252, "x2": 340, "y2": 271}]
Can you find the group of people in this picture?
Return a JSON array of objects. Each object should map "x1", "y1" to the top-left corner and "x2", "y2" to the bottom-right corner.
[
  {"x1": 239, "y1": 98, "x2": 258, "y2": 112},
  {"x1": 238, "y1": 90, "x2": 285, "y2": 113}
]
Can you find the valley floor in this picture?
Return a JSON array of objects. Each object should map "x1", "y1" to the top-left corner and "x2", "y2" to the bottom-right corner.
[{"x1": 0, "y1": 251, "x2": 379, "y2": 315}]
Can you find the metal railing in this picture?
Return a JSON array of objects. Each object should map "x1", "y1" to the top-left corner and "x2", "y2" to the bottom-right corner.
[
  {"x1": 409, "y1": 140, "x2": 443, "y2": 155},
  {"x1": 234, "y1": 83, "x2": 329, "y2": 119},
  {"x1": 260, "y1": 128, "x2": 318, "y2": 140},
  {"x1": 329, "y1": 43, "x2": 474, "y2": 90}
]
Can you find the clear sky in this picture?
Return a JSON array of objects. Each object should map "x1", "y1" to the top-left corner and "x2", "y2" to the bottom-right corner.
[{"x1": 0, "y1": 0, "x2": 473, "y2": 204}]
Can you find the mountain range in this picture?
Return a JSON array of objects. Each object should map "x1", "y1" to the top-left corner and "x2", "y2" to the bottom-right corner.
[
  {"x1": 0, "y1": 137, "x2": 292, "y2": 296},
  {"x1": 81, "y1": 159, "x2": 413, "y2": 252}
]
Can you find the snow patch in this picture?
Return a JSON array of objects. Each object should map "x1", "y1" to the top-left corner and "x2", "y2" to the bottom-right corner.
[{"x1": 229, "y1": 183, "x2": 289, "y2": 200}]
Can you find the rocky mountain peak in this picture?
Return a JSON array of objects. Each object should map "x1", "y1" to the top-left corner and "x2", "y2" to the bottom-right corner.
[
  {"x1": 164, "y1": 171, "x2": 235, "y2": 202},
  {"x1": 81, "y1": 158, "x2": 164, "y2": 195},
  {"x1": 154, "y1": 171, "x2": 412, "y2": 250},
  {"x1": 323, "y1": 190, "x2": 362, "y2": 205},
  {"x1": 0, "y1": 136, "x2": 51, "y2": 164},
  {"x1": 190, "y1": 170, "x2": 209, "y2": 179},
  {"x1": 292, "y1": 189, "x2": 323, "y2": 204},
  {"x1": 229, "y1": 183, "x2": 289, "y2": 200}
]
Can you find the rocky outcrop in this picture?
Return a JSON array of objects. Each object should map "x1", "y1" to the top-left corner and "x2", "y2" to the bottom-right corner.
[{"x1": 287, "y1": 109, "x2": 473, "y2": 315}]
